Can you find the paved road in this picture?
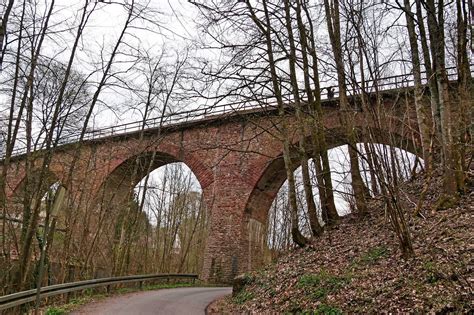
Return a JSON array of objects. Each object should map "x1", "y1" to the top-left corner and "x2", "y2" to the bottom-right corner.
[{"x1": 71, "y1": 287, "x2": 232, "y2": 315}]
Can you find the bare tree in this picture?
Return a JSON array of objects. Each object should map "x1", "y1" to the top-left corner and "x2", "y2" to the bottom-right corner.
[
  {"x1": 0, "y1": 0, "x2": 15, "y2": 71},
  {"x1": 323, "y1": 0, "x2": 368, "y2": 215}
]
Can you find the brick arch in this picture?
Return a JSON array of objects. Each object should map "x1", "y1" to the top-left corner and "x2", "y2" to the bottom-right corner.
[
  {"x1": 243, "y1": 124, "x2": 421, "y2": 225},
  {"x1": 237, "y1": 123, "x2": 421, "y2": 273},
  {"x1": 9, "y1": 168, "x2": 62, "y2": 202},
  {"x1": 90, "y1": 142, "x2": 214, "y2": 206}
]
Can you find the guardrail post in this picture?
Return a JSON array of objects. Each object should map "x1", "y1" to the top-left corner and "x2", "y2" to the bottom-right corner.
[
  {"x1": 139, "y1": 281, "x2": 143, "y2": 291},
  {"x1": 106, "y1": 285, "x2": 111, "y2": 294}
]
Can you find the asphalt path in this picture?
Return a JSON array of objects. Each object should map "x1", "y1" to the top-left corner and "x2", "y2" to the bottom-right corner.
[{"x1": 71, "y1": 287, "x2": 232, "y2": 315}]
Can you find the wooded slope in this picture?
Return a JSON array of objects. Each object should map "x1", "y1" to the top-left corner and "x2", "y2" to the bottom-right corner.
[{"x1": 213, "y1": 173, "x2": 473, "y2": 313}]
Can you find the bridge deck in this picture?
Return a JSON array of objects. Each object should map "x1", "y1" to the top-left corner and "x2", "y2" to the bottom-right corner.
[{"x1": 1, "y1": 64, "x2": 469, "y2": 160}]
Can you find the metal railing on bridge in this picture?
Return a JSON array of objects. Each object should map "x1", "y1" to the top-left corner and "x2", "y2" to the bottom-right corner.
[
  {"x1": 0, "y1": 273, "x2": 198, "y2": 312},
  {"x1": 3, "y1": 64, "x2": 472, "y2": 159}
]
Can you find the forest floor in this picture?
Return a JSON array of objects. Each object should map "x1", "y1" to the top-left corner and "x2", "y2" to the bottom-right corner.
[{"x1": 209, "y1": 172, "x2": 473, "y2": 314}]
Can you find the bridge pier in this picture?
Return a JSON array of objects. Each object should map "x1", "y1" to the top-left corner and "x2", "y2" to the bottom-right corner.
[
  {"x1": 198, "y1": 142, "x2": 272, "y2": 284},
  {"x1": 200, "y1": 200, "x2": 269, "y2": 284},
  {"x1": 200, "y1": 177, "x2": 253, "y2": 283}
]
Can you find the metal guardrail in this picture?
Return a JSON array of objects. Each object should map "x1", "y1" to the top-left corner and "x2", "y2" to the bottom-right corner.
[
  {"x1": 3, "y1": 64, "x2": 472, "y2": 159},
  {"x1": 0, "y1": 273, "x2": 198, "y2": 311}
]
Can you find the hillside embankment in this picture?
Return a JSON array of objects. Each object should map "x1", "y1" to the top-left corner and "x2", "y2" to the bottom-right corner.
[{"x1": 209, "y1": 172, "x2": 473, "y2": 313}]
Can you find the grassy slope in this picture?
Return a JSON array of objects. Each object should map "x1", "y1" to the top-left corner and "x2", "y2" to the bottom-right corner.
[{"x1": 214, "y1": 176, "x2": 473, "y2": 313}]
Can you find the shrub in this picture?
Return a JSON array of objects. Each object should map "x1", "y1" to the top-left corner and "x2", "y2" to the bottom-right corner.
[
  {"x1": 297, "y1": 270, "x2": 350, "y2": 300},
  {"x1": 45, "y1": 307, "x2": 66, "y2": 315},
  {"x1": 233, "y1": 290, "x2": 254, "y2": 304}
]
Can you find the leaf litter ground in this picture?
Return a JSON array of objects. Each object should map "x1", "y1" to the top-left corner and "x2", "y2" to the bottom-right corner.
[{"x1": 209, "y1": 173, "x2": 473, "y2": 313}]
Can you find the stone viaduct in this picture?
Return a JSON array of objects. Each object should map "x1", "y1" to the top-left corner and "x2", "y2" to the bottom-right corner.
[{"x1": 3, "y1": 89, "x2": 421, "y2": 283}]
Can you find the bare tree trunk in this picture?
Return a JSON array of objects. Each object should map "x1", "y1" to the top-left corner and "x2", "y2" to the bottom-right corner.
[
  {"x1": 425, "y1": 0, "x2": 459, "y2": 196},
  {"x1": 61, "y1": 0, "x2": 135, "y2": 279},
  {"x1": 300, "y1": 1, "x2": 339, "y2": 225},
  {"x1": 246, "y1": 0, "x2": 308, "y2": 247},
  {"x1": 0, "y1": 0, "x2": 14, "y2": 71},
  {"x1": 283, "y1": 0, "x2": 322, "y2": 237},
  {"x1": 16, "y1": 1, "x2": 57, "y2": 289},
  {"x1": 323, "y1": 0, "x2": 368, "y2": 215},
  {"x1": 415, "y1": 0, "x2": 442, "y2": 148},
  {"x1": 300, "y1": 156, "x2": 322, "y2": 236},
  {"x1": 0, "y1": 0, "x2": 25, "y2": 264},
  {"x1": 403, "y1": 0, "x2": 433, "y2": 172},
  {"x1": 455, "y1": 0, "x2": 472, "y2": 191},
  {"x1": 363, "y1": 142, "x2": 378, "y2": 195},
  {"x1": 178, "y1": 196, "x2": 204, "y2": 273},
  {"x1": 368, "y1": 141, "x2": 414, "y2": 257}
]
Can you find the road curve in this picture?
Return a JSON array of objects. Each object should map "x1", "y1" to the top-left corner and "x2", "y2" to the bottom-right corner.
[{"x1": 71, "y1": 287, "x2": 232, "y2": 315}]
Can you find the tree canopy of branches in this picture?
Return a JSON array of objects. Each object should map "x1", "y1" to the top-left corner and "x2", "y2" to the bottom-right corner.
[{"x1": 190, "y1": 0, "x2": 471, "y2": 256}]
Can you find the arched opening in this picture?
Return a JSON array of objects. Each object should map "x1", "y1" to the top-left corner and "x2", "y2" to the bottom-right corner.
[
  {"x1": 266, "y1": 143, "x2": 422, "y2": 255},
  {"x1": 91, "y1": 152, "x2": 207, "y2": 277},
  {"x1": 8, "y1": 169, "x2": 62, "y2": 216},
  {"x1": 4, "y1": 173, "x2": 68, "y2": 287},
  {"x1": 242, "y1": 126, "x2": 422, "y2": 269},
  {"x1": 134, "y1": 163, "x2": 206, "y2": 275}
]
